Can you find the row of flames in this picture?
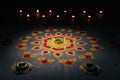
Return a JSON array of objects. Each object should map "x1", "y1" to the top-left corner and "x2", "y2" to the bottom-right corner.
[
  {"x1": 19, "y1": 9, "x2": 103, "y2": 18},
  {"x1": 18, "y1": 9, "x2": 103, "y2": 23}
]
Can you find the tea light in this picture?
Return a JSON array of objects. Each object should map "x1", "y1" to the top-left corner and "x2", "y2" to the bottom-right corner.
[
  {"x1": 27, "y1": 14, "x2": 30, "y2": 18},
  {"x1": 48, "y1": 10, "x2": 52, "y2": 16},
  {"x1": 88, "y1": 15, "x2": 91, "y2": 18},
  {"x1": 99, "y1": 10, "x2": 103, "y2": 14},
  {"x1": 36, "y1": 9, "x2": 40, "y2": 18},
  {"x1": 64, "y1": 10, "x2": 67, "y2": 13},
  {"x1": 26, "y1": 14, "x2": 30, "y2": 23},
  {"x1": 36, "y1": 9, "x2": 40, "y2": 13},
  {"x1": 83, "y1": 10, "x2": 86, "y2": 14},
  {"x1": 49, "y1": 10, "x2": 52, "y2": 13},
  {"x1": 19, "y1": 9, "x2": 23, "y2": 16},
  {"x1": 99, "y1": 10, "x2": 103, "y2": 19},
  {"x1": 56, "y1": 15, "x2": 60, "y2": 18},
  {"x1": 87, "y1": 15, "x2": 92, "y2": 23},
  {"x1": 42, "y1": 15, "x2": 46, "y2": 18},
  {"x1": 19, "y1": 9, "x2": 22, "y2": 13},
  {"x1": 72, "y1": 15, "x2": 75, "y2": 18}
]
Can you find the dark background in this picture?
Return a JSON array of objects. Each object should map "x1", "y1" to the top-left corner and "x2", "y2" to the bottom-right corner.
[{"x1": 0, "y1": 0, "x2": 119, "y2": 25}]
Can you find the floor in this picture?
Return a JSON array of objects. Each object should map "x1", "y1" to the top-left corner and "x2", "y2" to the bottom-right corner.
[{"x1": 0, "y1": 24, "x2": 120, "y2": 80}]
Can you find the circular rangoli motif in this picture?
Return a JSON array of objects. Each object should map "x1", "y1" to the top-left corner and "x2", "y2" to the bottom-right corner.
[
  {"x1": 15, "y1": 27, "x2": 103, "y2": 67},
  {"x1": 43, "y1": 35, "x2": 74, "y2": 51}
]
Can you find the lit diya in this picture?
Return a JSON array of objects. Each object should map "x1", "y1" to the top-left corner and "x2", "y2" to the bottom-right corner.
[
  {"x1": 54, "y1": 38, "x2": 64, "y2": 44},
  {"x1": 80, "y1": 63, "x2": 101, "y2": 75},
  {"x1": 12, "y1": 61, "x2": 33, "y2": 74}
]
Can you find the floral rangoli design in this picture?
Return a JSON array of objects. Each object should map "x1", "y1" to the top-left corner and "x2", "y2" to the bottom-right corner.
[{"x1": 15, "y1": 27, "x2": 103, "y2": 67}]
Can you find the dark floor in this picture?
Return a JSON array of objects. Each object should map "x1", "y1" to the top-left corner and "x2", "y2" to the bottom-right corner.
[{"x1": 0, "y1": 24, "x2": 120, "y2": 80}]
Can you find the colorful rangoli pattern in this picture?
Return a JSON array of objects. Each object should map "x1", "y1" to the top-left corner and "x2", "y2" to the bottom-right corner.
[
  {"x1": 53, "y1": 52, "x2": 62, "y2": 58},
  {"x1": 23, "y1": 51, "x2": 37, "y2": 58},
  {"x1": 79, "y1": 52, "x2": 95, "y2": 60},
  {"x1": 16, "y1": 43, "x2": 27, "y2": 50},
  {"x1": 15, "y1": 27, "x2": 103, "y2": 66},
  {"x1": 37, "y1": 57, "x2": 55, "y2": 65},
  {"x1": 66, "y1": 51, "x2": 75, "y2": 56},
  {"x1": 41, "y1": 50, "x2": 50, "y2": 55},
  {"x1": 59, "y1": 58, "x2": 77, "y2": 66}
]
